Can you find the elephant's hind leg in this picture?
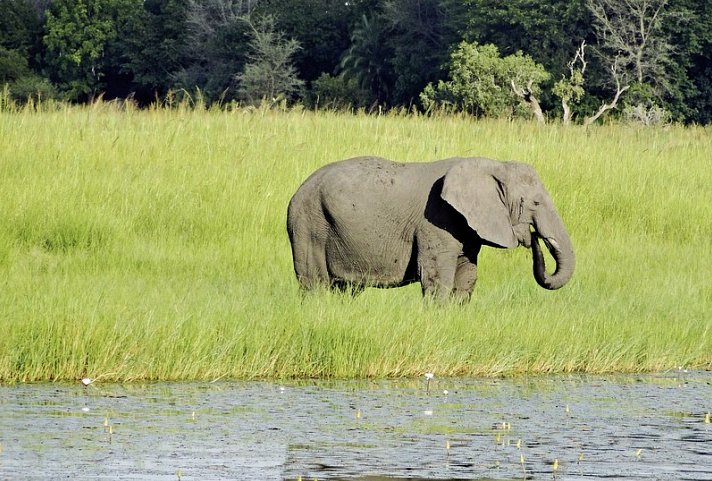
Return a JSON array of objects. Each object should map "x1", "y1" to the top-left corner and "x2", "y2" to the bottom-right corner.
[
  {"x1": 294, "y1": 245, "x2": 330, "y2": 290},
  {"x1": 289, "y1": 224, "x2": 330, "y2": 291}
]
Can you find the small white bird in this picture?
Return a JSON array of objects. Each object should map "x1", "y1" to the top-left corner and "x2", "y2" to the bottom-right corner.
[{"x1": 81, "y1": 378, "x2": 93, "y2": 386}]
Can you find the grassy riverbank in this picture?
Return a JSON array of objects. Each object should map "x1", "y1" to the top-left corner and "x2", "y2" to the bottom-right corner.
[{"x1": 1, "y1": 103, "x2": 710, "y2": 382}]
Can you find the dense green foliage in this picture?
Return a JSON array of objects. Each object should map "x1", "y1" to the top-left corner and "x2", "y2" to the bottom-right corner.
[
  {"x1": 0, "y1": 103, "x2": 710, "y2": 381},
  {"x1": 420, "y1": 42, "x2": 549, "y2": 117},
  {"x1": 1, "y1": 0, "x2": 711, "y2": 123}
]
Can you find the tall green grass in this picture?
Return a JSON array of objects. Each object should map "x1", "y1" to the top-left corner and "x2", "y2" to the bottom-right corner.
[{"x1": 1, "y1": 102, "x2": 710, "y2": 382}]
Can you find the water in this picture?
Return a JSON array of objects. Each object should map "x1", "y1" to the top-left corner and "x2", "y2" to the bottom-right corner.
[{"x1": 0, "y1": 373, "x2": 711, "y2": 480}]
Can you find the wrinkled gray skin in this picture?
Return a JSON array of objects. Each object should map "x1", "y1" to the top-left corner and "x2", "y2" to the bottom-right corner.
[{"x1": 287, "y1": 156, "x2": 574, "y2": 301}]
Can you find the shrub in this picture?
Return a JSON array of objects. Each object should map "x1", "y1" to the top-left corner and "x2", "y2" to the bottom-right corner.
[
  {"x1": 309, "y1": 73, "x2": 371, "y2": 110},
  {"x1": 420, "y1": 42, "x2": 549, "y2": 118}
]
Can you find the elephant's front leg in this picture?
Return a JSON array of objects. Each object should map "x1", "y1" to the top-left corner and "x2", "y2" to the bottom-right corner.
[
  {"x1": 418, "y1": 249, "x2": 458, "y2": 302},
  {"x1": 452, "y1": 245, "x2": 481, "y2": 302},
  {"x1": 452, "y1": 257, "x2": 477, "y2": 302}
]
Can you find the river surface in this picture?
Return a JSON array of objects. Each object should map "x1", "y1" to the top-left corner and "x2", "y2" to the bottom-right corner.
[{"x1": 0, "y1": 373, "x2": 711, "y2": 480}]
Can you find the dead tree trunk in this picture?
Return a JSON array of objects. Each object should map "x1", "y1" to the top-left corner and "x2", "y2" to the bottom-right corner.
[
  {"x1": 511, "y1": 79, "x2": 546, "y2": 123},
  {"x1": 561, "y1": 41, "x2": 587, "y2": 125}
]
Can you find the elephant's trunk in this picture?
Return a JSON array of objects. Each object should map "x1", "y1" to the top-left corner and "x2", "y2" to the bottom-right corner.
[{"x1": 531, "y1": 229, "x2": 575, "y2": 290}]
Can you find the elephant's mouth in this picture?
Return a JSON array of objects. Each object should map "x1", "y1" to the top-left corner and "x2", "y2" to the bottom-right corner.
[{"x1": 513, "y1": 223, "x2": 533, "y2": 248}]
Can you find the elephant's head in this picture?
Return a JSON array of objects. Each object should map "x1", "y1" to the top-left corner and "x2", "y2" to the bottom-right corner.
[{"x1": 440, "y1": 158, "x2": 575, "y2": 290}]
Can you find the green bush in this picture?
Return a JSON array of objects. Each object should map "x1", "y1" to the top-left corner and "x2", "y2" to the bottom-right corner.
[
  {"x1": 310, "y1": 73, "x2": 371, "y2": 110},
  {"x1": 420, "y1": 42, "x2": 549, "y2": 118}
]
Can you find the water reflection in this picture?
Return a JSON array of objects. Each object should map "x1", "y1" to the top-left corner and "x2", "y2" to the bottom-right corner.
[{"x1": 0, "y1": 373, "x2": 710, "y2": 480}]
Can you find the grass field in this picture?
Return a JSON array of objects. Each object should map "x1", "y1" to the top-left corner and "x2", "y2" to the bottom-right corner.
[{"x1": 0, "y1": 101, "x2": 710, "y2": 382}]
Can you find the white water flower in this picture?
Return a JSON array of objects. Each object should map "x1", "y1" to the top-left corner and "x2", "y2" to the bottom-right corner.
[{"x1": 424, "y1": 372, "x2": 434, "y2": 394}]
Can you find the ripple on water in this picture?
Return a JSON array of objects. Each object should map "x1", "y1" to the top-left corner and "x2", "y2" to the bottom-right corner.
[{"x1": 0, "y1": 373, "x2": 710, "y2": 480}]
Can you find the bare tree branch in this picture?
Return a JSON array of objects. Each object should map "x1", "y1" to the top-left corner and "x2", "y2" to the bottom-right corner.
[
  {"x1": 586, "y1": 0, "x2": 678, "y2": 94},
  {"x1": 561, "y1": 41, "x2": 587, "y2": 125},
  {"x1": 549, "y1": 41, "x2": 589, "y2": 125},
  {"x1": 569, "y1": 40, "x2": 587, "y2": 77},
  {"x1": 584, "y1": 58, "x2": 631, "y2": 125}
]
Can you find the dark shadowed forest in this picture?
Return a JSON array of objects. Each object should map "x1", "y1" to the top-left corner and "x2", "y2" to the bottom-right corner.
[{"x1": 2, "y1": 0, "x2": 711, "y2": 123}]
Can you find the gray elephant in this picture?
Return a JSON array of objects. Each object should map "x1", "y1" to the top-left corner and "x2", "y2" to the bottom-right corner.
[{"x1": 287, "y1": 156, "x2": 574, "y2": 301}]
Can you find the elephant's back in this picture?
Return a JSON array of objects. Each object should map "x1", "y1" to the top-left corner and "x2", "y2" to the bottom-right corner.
[
  {"x1": 311, "y1": 156, "x2": 448, "y2": 196},
  {"x1": 290, "y1": 156, "x2": 456, "y2": 222},
  {"x1": 312, "y1": 156, "x2": 408, "y2": 182}
]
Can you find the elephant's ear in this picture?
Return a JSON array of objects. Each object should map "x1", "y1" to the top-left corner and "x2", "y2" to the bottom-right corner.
[{"x1": 441, "y1": 161, "x2": 517, "y2": 248}]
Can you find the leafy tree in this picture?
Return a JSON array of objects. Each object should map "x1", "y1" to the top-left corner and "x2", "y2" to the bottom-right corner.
[
  {"x1": 666, "y1": 0, "x2": 712, "y2": 123},
  {"x1": 339, "y1": 14, "x2": 394, "y2": 107},
  {"x1": 0, "y1": 44, "x2": 55, "y2": 103},
  {"x1": 420, "y1": 42, "x2": 549, "y2": 119},
  {"x1": 43, "y1": 0, "x2": 142, "y2": 101},
  {"x1": 253, "y1": 0, "x2": 356, "y2": 85},
  {"x1": 235, "y1": 15, "x2": 303, "y2": 104},
  {"x1": 1, "y1": 0, "x2": 42, "y2": 53},
  {"x1": 121, "y1": 0, "x2": 190, "y2": 102},
  {"x1": 0, "y1": 46, "x2": 30, "y2": 83},
  {"x1": 460, "y1": 0, "x2": 592, "y2": 84},
  {"x1": 0, "y1": 0, "x2": 55, "y2": 101},
  {"x1": 688, "y1": 6, "x2": 712, "y2": 123},
  {"x1": 381, "y1": 0, "x2": 461, "y2": 106},
  {"x1": 44, "y1": 0, "x2": 112, "y2": 99},
  {"x1": 175, "y1": 0, "x2": 254, "y2": 102}
]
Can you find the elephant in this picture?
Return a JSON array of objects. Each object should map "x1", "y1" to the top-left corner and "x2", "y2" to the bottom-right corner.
[{"x1": 286, "y1": 156, "x2": 574, "y2": 301}]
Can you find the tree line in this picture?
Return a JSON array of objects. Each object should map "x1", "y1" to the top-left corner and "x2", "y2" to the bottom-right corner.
[{"x1": 1, "y1": 0, "x2": 711, "y2": 124}]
